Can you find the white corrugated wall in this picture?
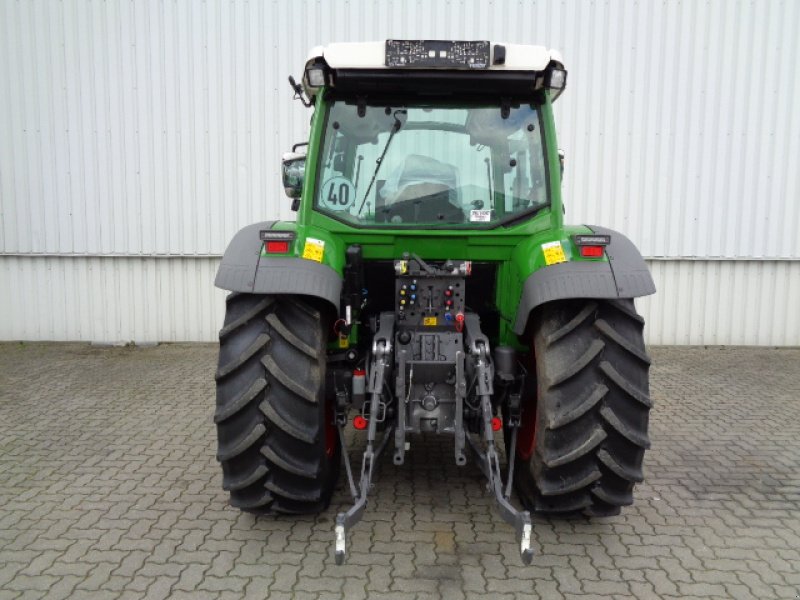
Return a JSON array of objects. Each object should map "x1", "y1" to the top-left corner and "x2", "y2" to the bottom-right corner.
[{"x1": 1, "y1": 0, "x2": 799, "y2": 344}]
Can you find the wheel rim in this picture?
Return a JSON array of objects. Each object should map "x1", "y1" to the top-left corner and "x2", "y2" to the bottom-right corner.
[
  {"x1": 517, "y1": 347, "x2": 538, "y2": 460},
  {"x1": 324, "y1": 398, "x2": 336, "y2": 459},
  {"x1": 517, "y1": 398, "x2": 537, "y2": 460}
]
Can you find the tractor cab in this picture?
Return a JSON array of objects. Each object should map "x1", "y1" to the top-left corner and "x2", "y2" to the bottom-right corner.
[{"x1": 286, "y1": 40, "x2": 566, "y2": 230}]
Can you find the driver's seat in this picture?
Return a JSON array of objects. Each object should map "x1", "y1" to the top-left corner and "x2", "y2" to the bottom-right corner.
[
  {"x1": 378, "y1": 155, "x2": 463, "y2": 223},
  {"x1": 393, "y1": 182, "x2": 450, "y2": 204}
]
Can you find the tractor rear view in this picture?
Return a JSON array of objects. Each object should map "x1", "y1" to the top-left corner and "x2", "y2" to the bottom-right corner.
[{"x1": 213, "y1": 40, "x2": 655, "y2": 564}]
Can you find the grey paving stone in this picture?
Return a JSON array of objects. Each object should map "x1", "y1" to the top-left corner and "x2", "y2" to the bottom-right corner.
[{"x1": 1, "y1": 343, "x2": 798, "y2": 599}]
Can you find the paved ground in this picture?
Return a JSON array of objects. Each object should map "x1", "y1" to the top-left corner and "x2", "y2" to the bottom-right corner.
[{"x1": 0, "y1": 343, "x2": 798, "y2": 600}]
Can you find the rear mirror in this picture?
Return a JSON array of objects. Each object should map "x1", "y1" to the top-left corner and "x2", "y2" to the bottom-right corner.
[{"x1": 282, "y1": 151, "x2": 306, "y2": 204}]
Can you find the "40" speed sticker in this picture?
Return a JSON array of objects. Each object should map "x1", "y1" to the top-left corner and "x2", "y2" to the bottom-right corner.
[{"x1": 320, "y1": 177, "x2": 356, "y2": 212}]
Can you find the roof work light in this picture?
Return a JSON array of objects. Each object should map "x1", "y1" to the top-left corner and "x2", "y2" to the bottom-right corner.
[{"x1": 306, "y1": 66, "x2": 326, "y2": 88}]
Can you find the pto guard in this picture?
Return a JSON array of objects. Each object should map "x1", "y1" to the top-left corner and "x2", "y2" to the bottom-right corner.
[
  {"x1": 215, "y1": 221, "x2": 342, "y2": 310},
  {"x1": 513, "y1": 226, "x2": 655, "y2": 335}
]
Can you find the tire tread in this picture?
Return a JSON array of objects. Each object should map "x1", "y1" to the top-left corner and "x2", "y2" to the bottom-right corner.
[
  {"x1": 214, "y1": 294, "x2": 338, "y2": 515},
  {"x1": 515, "y1": 299, "x2": 651, "y2": 517}
]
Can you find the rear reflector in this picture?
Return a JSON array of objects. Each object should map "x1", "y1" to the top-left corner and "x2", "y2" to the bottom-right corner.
[
  {"x1": 579, "y1": 245, "x2": 604, "y2": 258},
  {"x1": 265, "y1": 240, "x2": 290, "y2": 253}
]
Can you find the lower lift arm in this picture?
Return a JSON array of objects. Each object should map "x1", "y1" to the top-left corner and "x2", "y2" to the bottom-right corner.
[
  {"x1": 464, "y1": 315, "x2": 534, "y2": 564},
  {"x1": 334, "y1": 315, "x2": 395, "y2": 565}
]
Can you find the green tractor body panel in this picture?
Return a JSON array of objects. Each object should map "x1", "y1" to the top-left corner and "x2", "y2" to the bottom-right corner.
[{"x1": 215, "y1": 90, "x2": 654, "y2": 348}]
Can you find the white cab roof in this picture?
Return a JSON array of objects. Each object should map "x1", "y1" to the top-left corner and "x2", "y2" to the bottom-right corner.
[
  {"x1": 309, "y1": 41, "x2": 562, "y2": 71},
  {"x1": 303, "y1": 41, "x2": 564, "y2": 96}
]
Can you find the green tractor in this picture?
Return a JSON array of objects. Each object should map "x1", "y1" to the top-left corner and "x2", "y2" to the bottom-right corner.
[{"x1": 213, "y1": 40, "x2": 655, "y2": 564}]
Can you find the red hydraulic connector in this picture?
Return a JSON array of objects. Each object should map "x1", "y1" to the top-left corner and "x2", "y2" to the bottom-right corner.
[
  {"x1": 491, "y1": 417, "x2": 502, "y2": 432},
  {"x1": 353, "y1": 415, "x2": 368, "y2": 430}
]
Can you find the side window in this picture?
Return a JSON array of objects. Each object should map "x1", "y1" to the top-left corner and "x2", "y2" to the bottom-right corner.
[
  {"x1": 502, "y1": 109, "x2": 546, "y2": 214},
  {"x1": 351, "y1": 133, "x2": 384, "y2": 216},
  {"x1": 316, "y1": 130, "x2": 357, "y2": 214}
]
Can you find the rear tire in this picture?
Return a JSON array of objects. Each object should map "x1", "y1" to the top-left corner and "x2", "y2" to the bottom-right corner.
[
  {"x1": 214, "y1": 293, "x2": 340, "y2": 514},
  {"x1": 513, "y1": 299, "x2": 652, "y2": 516}
]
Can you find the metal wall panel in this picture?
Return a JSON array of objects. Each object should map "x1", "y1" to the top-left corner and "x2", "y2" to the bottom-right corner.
[
  {"x1": 1, "y1": 0, "x2": 798, "y2": 344},
  {"x1": 636, "y1": 260, "x2": 800, "y2": 346},
  {"x1": 0, "y1": 256, "x2": 226, "y2": 342},
  {"x1": 1, "y1": 0, "x2": 798, "y2": 258},
  {"x1": 1, "y1": 257, "x2": 797, "y2": 346}
]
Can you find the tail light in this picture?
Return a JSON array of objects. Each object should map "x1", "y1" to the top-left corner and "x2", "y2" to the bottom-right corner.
[
  {"x1": 265, "y1": 240, "x2": 290, "y2": 253},
  {"x1": 579, "y1": 245, "x2": 604, "y2": 258},
  {"x1": 573, "y1": 234, "x2": 610, "y2": 259},
  {"x1": 259, "y1": 230, "x2": 296, "y2": 254}
]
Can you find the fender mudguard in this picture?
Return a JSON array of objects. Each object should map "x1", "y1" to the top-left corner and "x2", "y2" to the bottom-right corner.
[
  {"x1": 512, "y1": 226, "x2": 655, "y2": 335},
  {"x1": 214, "y1": 221, "x2": 342, "y2": 309}
]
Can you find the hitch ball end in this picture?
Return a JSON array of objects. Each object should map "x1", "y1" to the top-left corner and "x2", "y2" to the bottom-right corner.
[
  {"x1": 519, "y1": 520, "x2": 534, "y2": 565},
  {"x1": 334, "y1": 524, "x2": 346, "y2": 565}
]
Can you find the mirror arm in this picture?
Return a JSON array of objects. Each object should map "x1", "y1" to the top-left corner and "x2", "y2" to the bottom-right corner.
[{"x1": 288, "y1": 76, "x2": 312, "y2": 107}]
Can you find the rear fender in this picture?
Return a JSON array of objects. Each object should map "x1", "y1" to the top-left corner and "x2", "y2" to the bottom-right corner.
[
  {"x1": 214, "y1": 221, "x2": 342, "y2": 310},
  {"x1": 512, "y1": 226, "x2": 655, "y2": 335}
]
